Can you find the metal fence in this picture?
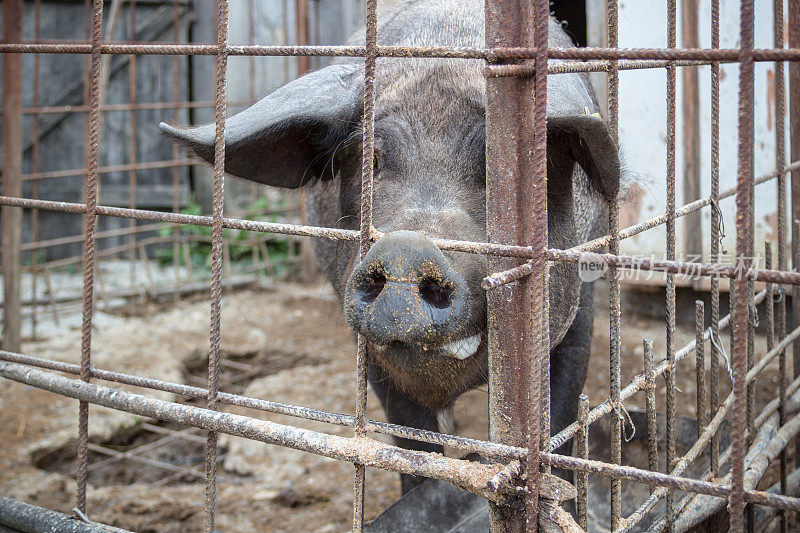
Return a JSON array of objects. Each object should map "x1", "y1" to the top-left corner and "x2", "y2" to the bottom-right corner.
[
  {"x1": 1, "y1": 0, "x2": 800, "y2": 531},
  {"x1": 0, "y1": 0, "x2": 323, "y2": 346}
]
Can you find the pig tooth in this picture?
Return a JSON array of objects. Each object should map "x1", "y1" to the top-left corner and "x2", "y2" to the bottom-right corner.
[{"x1": 441, "y1": 334, "x2": 481, "y2": 360}]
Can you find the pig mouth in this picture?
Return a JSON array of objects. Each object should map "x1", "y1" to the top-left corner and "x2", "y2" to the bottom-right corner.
[{"x1": 371, "y1": 333, "x2": 482, "y2": 361}]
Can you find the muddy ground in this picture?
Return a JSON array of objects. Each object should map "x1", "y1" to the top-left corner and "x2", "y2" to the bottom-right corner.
[{"x1": 0, "y1": 279, "x2": 791, "y2": 532}]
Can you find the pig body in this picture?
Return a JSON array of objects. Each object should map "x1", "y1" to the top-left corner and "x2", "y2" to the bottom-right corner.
[{"x1": 162, "y1": 0, "x2": 619, "y2": 493}]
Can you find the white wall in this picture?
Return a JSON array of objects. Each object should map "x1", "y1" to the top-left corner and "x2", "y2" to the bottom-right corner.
[{"x1": 588, "y1": 0, "x2": 790, "y2": 262}]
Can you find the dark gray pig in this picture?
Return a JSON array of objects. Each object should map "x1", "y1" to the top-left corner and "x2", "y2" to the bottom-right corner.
[{"x1": 161, "y1": 0, "x2": 620, "y2": 493}]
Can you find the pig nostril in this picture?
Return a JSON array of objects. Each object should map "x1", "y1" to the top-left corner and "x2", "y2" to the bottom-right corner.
[
  {"x1": 361, "y1": 273, "x2": 386, "y2": 302},
  {"x1": 419, "y1": 278, "x2": 451, "y2": 309}
]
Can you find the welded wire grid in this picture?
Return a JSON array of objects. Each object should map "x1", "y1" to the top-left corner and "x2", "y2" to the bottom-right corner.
[
  {"x1": 1, "y1": 0, "x2": 800, "y2": 532},
  {"x1": 1, "y1": 0, "x2": 298, "y2": 340}
]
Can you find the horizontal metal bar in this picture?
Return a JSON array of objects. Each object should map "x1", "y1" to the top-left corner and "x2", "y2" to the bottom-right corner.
[
  {"x1": 483, "y1": 160, "x2": 800, "y2": 288},
  {"x1": 21, "y1": 158, "x2": 199, "y2": 182},
  {"x1": 3, "y1": 356, "x2": 798, "y2": 510},
  {"x1": 488, "y1": 57, "x2": 735, "y2": 77},
  {"x1": 576, "y1": 160, "x2": 800, "y2": 253},
  {"x1": 0, "y1": 43, "x2": 799, "y2": 62},
  {"x1": 0, "y1": 359, "x2": 513, "y2": 503},
  {"x1": 0, "y1": 195, "x2": 362, "y2": 244},
  {"x1": 622, "y1": 356, "x2": 800, "y2": 531},
  {"x1": 21, "y1": 222, "x2": 170, "y2": 251},
  {"x1": 0, "y1": 495, "x2": 132, "y2": 533},
  {"x1": 0, "y1": 350, "x2": 526, "y2": 460},
  {"x1": 4, "y1": 196, "x2": 799, "y2": 286},
  {"x1": 548, "y1": 286, "x2": 768, "y2": 452},
  {"x1": 545, "y1": 248, "x2": 800, "y2": 285},
  {"x1": 541, "y1": 453, "x2": 800, "y2": 512},
  {"x1": 17, "y1": 99, "x2": 253, "y2": 116}
]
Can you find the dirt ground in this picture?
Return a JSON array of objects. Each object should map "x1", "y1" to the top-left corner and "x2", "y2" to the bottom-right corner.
[{"x1": 0, "y1": 280, "x2": 791, "y2": 531}]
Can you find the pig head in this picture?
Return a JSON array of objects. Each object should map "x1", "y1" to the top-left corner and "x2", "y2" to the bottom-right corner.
[{"x1": 161, "y1": 0, "x2": 619, "y2": 493}]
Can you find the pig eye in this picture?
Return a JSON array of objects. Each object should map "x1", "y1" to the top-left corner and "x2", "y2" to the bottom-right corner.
[{"x1": 373, "y1": 154, "x2": 383, "y2": 175}]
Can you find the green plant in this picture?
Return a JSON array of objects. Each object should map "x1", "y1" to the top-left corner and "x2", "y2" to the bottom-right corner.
[{"x1": 153, "y1": 196, "x2": 295, "y2": 276}]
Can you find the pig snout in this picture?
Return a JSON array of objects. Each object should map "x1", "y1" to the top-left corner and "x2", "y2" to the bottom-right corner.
[{"x1": 343, "y1": 231, "x2": 474, "y2": 353}]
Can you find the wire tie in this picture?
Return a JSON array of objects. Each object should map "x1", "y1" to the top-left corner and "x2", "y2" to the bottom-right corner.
[
  {"x1": 773, "y1": 285, "x2": 785, "y2": 304},
  {"x1": 611, "y1": 399, "x2": 636, "y2": 443},
  {"x1": 709, "y1": 330, "x2": 733, "y2": 380},
  {"x1": 748, "y1": 295, "x2": 759, "y2": 328},
  {"x1": 710, "y1": 198, "x2": 727, "y2": 254},
  {"x1": 73, "y1": 508, "x2": 97, "y2": 525}
]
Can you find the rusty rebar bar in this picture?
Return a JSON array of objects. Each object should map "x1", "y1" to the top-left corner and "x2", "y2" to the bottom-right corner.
[
  {"x1": 696, "y1": 301, "x2": 708, "y2": 445},
  {"x1": 75, "y1": 0, "x2": 104, "y2": 517},
  {"x1": 665, "y1": 0, "x2": 679, "y2": 526},
  {"x1": 773, "y1": 2, "x2": 789, "y2": 531},
  {"x1": 0, "y1": 349, "x2": 526, "y2": 460},
  {"x1": 203, "y1": 1, "x2": 229, "y2": 530},
  {"x1": 730, "y1": 0, "x2": 756, "y2": 529},
  {"x1": 709, "y1": 0, "x2": 722, "y2": 480},
  {"x1": 576, "y1": 394, "x2": 589, "y2": 531},
  {"x1": 607, "y1": 0, "x2": 623, "y2": 527},
  {"x1": 644, "y1": 338, "x2": 659, "y2": 496},
  {"x1": 549, "y1": 286, "x2": 768, "y2": 454},
  {"x1": 1, "y1": 0, "x2": 23, "y2": 354},
  {"x1": 7, "y1": 193, "x2": 800, "y2": 285},
  {"x1": 29, "y1": 0, "x2": 42, "y2": 340},
  {"x1": 352, "y1": 0, "x2": 378, "y2": 527},
  {"x1": 2, "y1": 42, "x2": 800, "y2": 62}
]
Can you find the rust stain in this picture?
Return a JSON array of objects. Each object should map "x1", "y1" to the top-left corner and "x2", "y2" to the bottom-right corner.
[
  {"x1": 619, "y1": 182, "x2": 646, "y2": 240},
  {"x1": 764, "y1": 211, "x2": 778, "y2": 242}
]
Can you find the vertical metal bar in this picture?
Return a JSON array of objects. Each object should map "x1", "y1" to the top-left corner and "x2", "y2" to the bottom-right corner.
[
  {"x1": 75, "y1": 0, "x2": 104, "y2": 515},
  {"x1": 665, "y1": 0, "x2": 678, "y2": 528},
  {"x1": 353, "y1": 0, "x2": 377, "y2": 529},
  {"x1": 282, "y1": 0, "x2": 290, "y2": 84},
  {"x1": 247, "y1": 0, "x2": 255, "y2": 103},
  {"x1": 313, "y1": 0, "x2": 321, "y2": 71},
  {"x1": 765, "y1": 241, "x2": 786, "y2": 532},
  {"x1": 183, "y1": 240, "x2": 194, "y2": 278},
  {"x1": 709, "y1": 0, "x2": 722, "y2": 477},
  {"x1": 540, "y1": 265, "x2": 550, "y2": 470},
  {"x1": 204, "y1": 1, "x2": 229, "y2": 530},
  {"x1": 644, "y1": 339, "x2": 658, "y2": 493},
  {"x1": 682, "y1": 0, "x2": 702, "y2": 263},
  {"x1": 128, "y1": 0, "x2": 138, "y2": 298},
  {"x1": 748, "y1": 275, "x2": 757, "y2": 526},
  {"x1": 246, "y1": 0, "x2": 259, "y2": 272},
  {"x1": 731, "y1": 0, "x2": 756, "y2": 530},
  {"x1": 529, "y1": 1, "x2": 549, "y2": 528},
  {"x1": 747, "y1": 282, "x2": 755, "y2": 448},
  {"x1": 789, "y1": 0, "x2": 800, "y2": 476},
  {"x1": 171, "y1": 0, "x2": 181, "y2": 294},
  {"x1": 606, "y1": 0, "x2": 622, "y2": 527},
  {"x1": 485, "y1": 0, "x2": 544, "y2": 529},
  {"x1": 296, "y1": 0, "x2": 316, "y2": 283},
  {"x1": 695, "y1": 301, "x2": 707, "y2": 442},
  {"x1": 773, "y1": 3, "x2": 788, "y2": 530},
  {"x1": 30, "y1": 0, "x2": 42, "y2": 341},
  {"x1": 296, "y1": 0, "x2": 310, "y2": 75},
  {"x1": 1, "y1": 0, "x2": 23, "y2": 354},
  {"x1": 576, "y1": 394, "x2": 589, "y2": 531}
]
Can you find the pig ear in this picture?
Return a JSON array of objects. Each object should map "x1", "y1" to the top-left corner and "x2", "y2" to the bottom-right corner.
[
  {"x1": 160, "y1": 63, "x2": 363, "y2": 188},
  {"x1": 547, "y1": 114, "x2": 620, "y2": 201}
]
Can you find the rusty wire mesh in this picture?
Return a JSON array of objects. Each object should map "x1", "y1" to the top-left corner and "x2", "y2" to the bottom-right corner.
[{"x1": 1, "y1": 0, "x2": 800, "y2": 532}]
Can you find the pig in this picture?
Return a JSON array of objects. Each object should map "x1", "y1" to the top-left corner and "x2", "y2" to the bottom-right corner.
[{"x1": 161, "y1": 0, "x2": 620, "y2": 494}]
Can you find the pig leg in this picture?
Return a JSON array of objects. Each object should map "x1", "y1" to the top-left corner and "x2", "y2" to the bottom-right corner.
[
  {"x1": 548, "y1": 280, "x2": 594, "y2": 493},
  {"x1": 367, "y1": 361, "x2": 444, "y2": 493}
]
